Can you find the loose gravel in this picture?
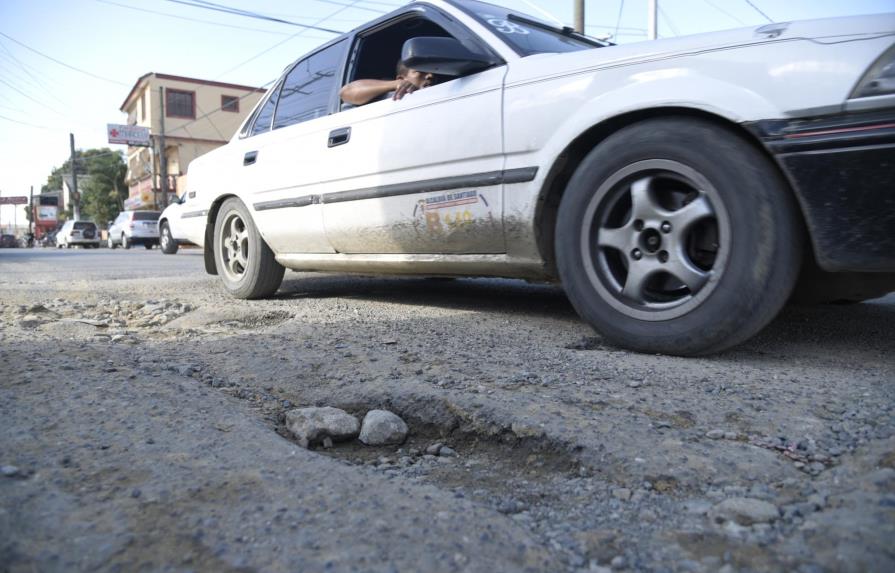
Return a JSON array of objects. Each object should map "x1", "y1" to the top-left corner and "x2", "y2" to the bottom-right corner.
[{"x1": 1, "y1": 254, "x2": 893, "y2": 572}]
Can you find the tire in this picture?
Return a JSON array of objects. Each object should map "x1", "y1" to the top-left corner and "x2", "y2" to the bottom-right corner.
[
  {"x1": 122, "y1": 234, "x2": 130, "y2": 249},
  {"x1": 144, "y1": 243, "x2": 153, "y2": 250},
  {"x1": 556, "y1": 117, "x2": 802, "y2": 356},
  {"x1": 213, "y1": 197, "x2": 284, "y2": 299},
  {"x1": 160, "y1": 222, "x2": 179, "y2": 254},
  {"x1": 108, "y1": 236, "x2": 116, "y2": 249}
]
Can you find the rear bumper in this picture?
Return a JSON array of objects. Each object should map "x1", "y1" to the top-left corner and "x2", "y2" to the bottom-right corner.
[
  {"x1": 127, "y1": 236, "x2": 159, "y2": 244},
  {"x1": 746, "y1": 110, "x2": 895, "y2": 272}
]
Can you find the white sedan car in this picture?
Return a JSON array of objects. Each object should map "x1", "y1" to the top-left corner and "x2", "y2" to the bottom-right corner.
[
  {"x1": 158, "y1": 194, "x2": 198, "y2": 254},
  {"x1": 176, "y1": 0, "x2": 895, "y2": 355}
]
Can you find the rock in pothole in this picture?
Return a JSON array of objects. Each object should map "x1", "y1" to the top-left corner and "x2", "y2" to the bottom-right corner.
[
  {"x1": 709, "y1": 497, "x2": 780, "y2": 526},
  {"x1": 359, "y1": 410, "x2": 408, "y2": 446},
  {"x1": 285, "y1": 407, "x2": 359, "y2": 448}
]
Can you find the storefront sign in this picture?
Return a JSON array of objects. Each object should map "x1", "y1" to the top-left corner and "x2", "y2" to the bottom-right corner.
[
  {"x1": 108, "y1": 123, "x2": 151, "y2": 146},
  {"x1": 37, "y1": 205, "x2": 58, "y2": 222}
]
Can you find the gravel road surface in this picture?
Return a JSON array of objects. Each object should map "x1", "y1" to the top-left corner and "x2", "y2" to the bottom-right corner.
[{"x1": 1, "y1": 248, "x2": 893, "y2": 572}]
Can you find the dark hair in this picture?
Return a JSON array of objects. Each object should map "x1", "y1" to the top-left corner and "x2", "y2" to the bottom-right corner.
[{"x1": 396, "y1": 60, "x2": 410, "y2": 77}]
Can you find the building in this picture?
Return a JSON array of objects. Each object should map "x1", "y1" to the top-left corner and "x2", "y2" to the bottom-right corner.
[{"x1": 119, "y1": 73, "x2": 265, "y2": 210}]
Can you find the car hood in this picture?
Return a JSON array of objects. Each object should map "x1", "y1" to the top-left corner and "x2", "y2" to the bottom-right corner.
[{"x1": 512, "y1": 13, "x2": 895, "y2": 80}]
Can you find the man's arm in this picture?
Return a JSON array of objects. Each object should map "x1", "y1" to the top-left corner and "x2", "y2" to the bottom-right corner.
[{"x1": 339, "y1": 79, "x2": 400, "y2": 105}]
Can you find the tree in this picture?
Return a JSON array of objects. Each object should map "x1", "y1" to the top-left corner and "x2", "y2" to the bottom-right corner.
[
  {"x1": 42, "y1": 148, "x2": 126, "y2": 224},
  {"x1": 81, "y1": 151, "x2": 127, "y2": 225}
]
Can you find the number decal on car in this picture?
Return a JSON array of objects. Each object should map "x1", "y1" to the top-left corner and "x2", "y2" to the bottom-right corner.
[{"x1": 486, "y1": 19, "x2": 530, "y2": 35}]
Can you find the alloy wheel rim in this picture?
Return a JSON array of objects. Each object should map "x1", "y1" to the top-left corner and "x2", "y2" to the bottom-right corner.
[
  {"x1": 579, "y1": 159, "x2": 731, "y2": 321},
  {"x1": 219, "y1": 211, "x2": 250, "y2": 282}
]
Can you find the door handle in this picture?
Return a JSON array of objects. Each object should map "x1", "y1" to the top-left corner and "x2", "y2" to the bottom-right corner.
[
  {"x1": 244, "y1": 151, "x2": 258, "y2": 166},
  {"x1": 328, "y1": 127, "x2": 351, "y2": 148}
]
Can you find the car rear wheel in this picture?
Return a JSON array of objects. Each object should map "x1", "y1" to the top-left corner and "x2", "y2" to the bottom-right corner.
[
  {"x1": 121, "y1": 234, "x2": 130, "y2": 249},
  {"x1": 160, "y1": 223, "x2": 178, "y2": 254},
  {"x1": 213, "y1": 197, "x2": 284, "y2": 299},
  {"x1": 556, "y1": 117, "x2": 802, "y2": 356}
]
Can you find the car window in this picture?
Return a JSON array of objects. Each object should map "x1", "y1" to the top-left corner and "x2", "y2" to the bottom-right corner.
[
  {"x1": 457, "y1": 0, "x2": 602, "y2": 56},
  {"x1": 73, "y1": 222, "x2": 95, "y2": 230},
  {"x1": 250, "y1": 83, "x2": 282, "y2": 137},
  {"x1": 134, "y1": 212, "x2": 160, "y2": 221},
  {"x1": 273, "y1": 39, "x2": 347, "y2": 130}
]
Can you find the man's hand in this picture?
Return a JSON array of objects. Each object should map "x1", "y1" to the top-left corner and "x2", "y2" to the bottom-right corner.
[{"x1": 393, "y1": 79, "x2": 419, "y2": 100}]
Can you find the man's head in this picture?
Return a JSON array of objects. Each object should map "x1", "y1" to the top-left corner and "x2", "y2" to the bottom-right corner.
[{"x1": 396, "y1": 62, "x2": 436, "y2": 89}]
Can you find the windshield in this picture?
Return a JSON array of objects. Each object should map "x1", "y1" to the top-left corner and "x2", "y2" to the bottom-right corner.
[
  {"x1": 73, "y1": 222, "x2": 96, "y2": 230},
  {"x1": 134, "y1": 212, "x2": 161, "y2": 221},
  {"x1": 454, "y1": 0, "x2": 603, "y2": 56}
]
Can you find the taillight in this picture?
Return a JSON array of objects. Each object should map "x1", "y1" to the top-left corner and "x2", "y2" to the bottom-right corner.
[{"x1": 129, "y1": 223, "x2": 135, "y2": 229}]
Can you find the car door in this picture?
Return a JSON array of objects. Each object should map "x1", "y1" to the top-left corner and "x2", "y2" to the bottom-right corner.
[
  {"x1": 110, "y1": 213, "x2": 124, "y2": 241},
  {"x1": 320, "y1": 12, "x2": 508, "y2": 254},
  {"x1": 240, "y1": 39, "x2": 349, "y2": 255}
]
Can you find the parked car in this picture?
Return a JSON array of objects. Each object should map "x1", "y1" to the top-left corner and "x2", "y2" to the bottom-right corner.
[
  {"x1": 56, "y1": 221, "x2": 100, "y2": 249},
  {"x1": 158, "y1": 195, "x2": 195, "y2": 255},
  {"x1": 0, "y1": 234, "x2": 18, "y2": 248},
  {"x1": 108, "y1": 210, "x2": 161, "y2": 249},
  {"x1": 175, "y1": 0, "x2": 895, "y2": 356}
]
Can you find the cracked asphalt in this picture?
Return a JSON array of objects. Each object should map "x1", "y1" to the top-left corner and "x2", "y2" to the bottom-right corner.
[{"x1": 1, "y1": 248, "x2": 893, "y2": 572}]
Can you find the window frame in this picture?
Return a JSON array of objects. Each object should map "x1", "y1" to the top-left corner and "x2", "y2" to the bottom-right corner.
[
  {"x1": 165, "y1": 88, "x2": 196, "y2": 119},
  {"x1": 241, "y1": 37, "x2": 351, "y2": 138},
  {"x1": 221, "y1": 94, "x2": 240, "y2": 113},
  {"x1": 341, "y1": 4, "x2": 504, "y2": 100},
  {"x1": 272, "y1": 38, "x2": 349, "y2": 131}
]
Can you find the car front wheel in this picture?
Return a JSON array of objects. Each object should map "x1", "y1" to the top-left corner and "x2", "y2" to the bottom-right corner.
[
  {"x1": 213, "y1": 197, "x2": 284, "y2": 299},
  {"x1": 108, "y1": 236, "x2": 116, "y2": 249},
  {"x1": 121, "y1": 234, "x2": 130, "y2": 249},
  {"x1": 556, "y1": 117, "x2": 802, "y2": 356},
  {"x1": 160, "y1": 223, "x2": 178, "y2": 255}
]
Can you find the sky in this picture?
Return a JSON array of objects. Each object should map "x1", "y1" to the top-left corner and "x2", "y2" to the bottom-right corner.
[{"x1": 1, "y1": 0, "x2": 893, "y2": 229}]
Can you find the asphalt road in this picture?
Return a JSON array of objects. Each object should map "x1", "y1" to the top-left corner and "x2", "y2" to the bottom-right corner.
[{"x1": 1, "y1": 247, "x2": 893, "y2": 573}]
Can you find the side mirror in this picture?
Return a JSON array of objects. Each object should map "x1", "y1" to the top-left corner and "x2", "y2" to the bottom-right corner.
[{"x1": 401, "y1": 37, "x2": 499, "y2": 77}]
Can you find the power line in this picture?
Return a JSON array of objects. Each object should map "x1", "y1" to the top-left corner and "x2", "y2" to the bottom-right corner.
[
  {"x1": 701, "y1": 0, "x2": 746, "y2": 26},
  {"x1": 0, "y1": 77, "x2": 64, "y2": 116},
  {"x1": 658, "y1": 6, "x2": 680, "y2": 36},
  {"x1": 586, "y1": 24, "x2": 647, "y2": 32},
  {"x1": 307, "y1": 0, "x2": 390, "y2": 15},
  {"x1": 163, "y1": 0, "x2": 343, "y2": 34},
  {"x1": 0, "y1": 40, "x2": 68, "y2": 107},
  {"x1": 194, "y1": 100, "x2": 228, "y2": 141},
  {"x1": 0, "y1": 30, "x2": 128, "y2": 86},
  {"x1": 613, "y1": 0, "x2": 626, "y2": 43},
  {"x1": 213, "y1": 0, "x2": 362, "y2": 80},
  {"x1": 744, "y1": 0, "x2": 773, "y2": 23},
  {"x1": 0, "y1": 113, "x2": 50, "y2": 129},
  {"x1": 96, "y1": 0, "x2": 294, "y2": 36}
]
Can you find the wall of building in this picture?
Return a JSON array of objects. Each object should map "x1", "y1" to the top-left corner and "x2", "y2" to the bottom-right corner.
[{"x1": 122, "y1": 73, "x2": 264, "y2": 209}]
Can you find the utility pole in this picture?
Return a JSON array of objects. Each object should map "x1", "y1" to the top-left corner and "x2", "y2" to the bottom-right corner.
[
  {"x1": 69, "y1": 133, "x2": 81, "y2": 220},
  {"x1": 573, "y1": 0, "x2": 585, "y2": 34},
  {"x1": 648, "y1": 0, "x2": 658, "y2": 40},
  {"x1": 28, "y1": 185, "x2": 33, "y2": 236},
  {"x1": 158, "y1": 86, "x2": 169, "y2": 210}
]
